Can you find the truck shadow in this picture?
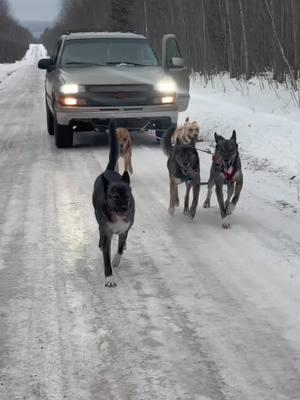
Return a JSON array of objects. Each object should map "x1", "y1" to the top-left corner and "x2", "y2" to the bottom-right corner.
[{"x1": 72, "y1": 130, "x2": 159, "y2": 149}]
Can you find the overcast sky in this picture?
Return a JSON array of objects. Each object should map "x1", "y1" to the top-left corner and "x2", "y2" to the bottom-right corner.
[{"x1": 10, "y1": 0, "x2": 60, "y2": 21}]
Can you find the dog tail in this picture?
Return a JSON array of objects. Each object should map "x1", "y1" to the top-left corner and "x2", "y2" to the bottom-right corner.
[
  {"x1": 162, "y1": 123, "x2": 177, "y2": 156},
  {"x1": 106, "y1": 120, "x2": 119, "y2": 171}
]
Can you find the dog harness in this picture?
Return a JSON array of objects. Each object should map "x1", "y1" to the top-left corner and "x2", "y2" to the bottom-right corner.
[{"x1": 213, "y1": 154, "x2": 237, "y2": 183}]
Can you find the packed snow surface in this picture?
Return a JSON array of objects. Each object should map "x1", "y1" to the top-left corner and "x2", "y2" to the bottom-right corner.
[{"x1": 0, "y1": 45, "x2": 300, "y2": 400}]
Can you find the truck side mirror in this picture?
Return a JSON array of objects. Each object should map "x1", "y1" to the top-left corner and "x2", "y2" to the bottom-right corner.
[{"x1": 38, "y1": 58, "x2": 55, "y2": 71}]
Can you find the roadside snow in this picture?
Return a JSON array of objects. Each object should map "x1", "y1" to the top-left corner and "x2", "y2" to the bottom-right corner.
[
  {"x1": 183, "y1": 75, "x2": 300, "y2": 179},
  {"x1": 0, "y1": 44, "x2": 46, "y2": 87}
]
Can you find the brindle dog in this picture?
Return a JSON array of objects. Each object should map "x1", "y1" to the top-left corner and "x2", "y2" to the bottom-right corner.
[
  {"x1": 162, "y1": 124, "x2": 201, "y2": 219},
  {"x1": 203, "y1": 131, "x2": 243, "y2": 229}
]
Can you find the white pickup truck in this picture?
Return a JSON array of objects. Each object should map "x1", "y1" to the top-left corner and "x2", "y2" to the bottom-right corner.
[{"x1": 38, "y1": 31, "x2": 190, "y2": 148}]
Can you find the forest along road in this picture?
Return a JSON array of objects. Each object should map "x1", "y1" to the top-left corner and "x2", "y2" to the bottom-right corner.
[{"x1": 0, "y1": 45, "x2": 300, "y2": 400}]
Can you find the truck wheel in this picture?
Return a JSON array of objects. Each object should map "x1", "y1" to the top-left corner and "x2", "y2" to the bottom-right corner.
[
  {"x1": 46, "y1": 101, "x2": 54, "y2": 135},
  {"x1": 54, "y1": 115, "x2": 73, "y2": 148}
]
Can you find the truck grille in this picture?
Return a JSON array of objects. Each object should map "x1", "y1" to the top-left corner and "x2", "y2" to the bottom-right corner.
[{"x1": 84, "y1": 84, "x2": 156, "y2": 106}]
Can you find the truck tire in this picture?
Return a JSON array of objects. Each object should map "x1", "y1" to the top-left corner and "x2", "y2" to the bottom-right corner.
[
  {"x1": 54, "y1": 115, "x2": 73, "y2": 148},
  {"x1": 46, "y1": 101, "x2": 54, "y2": 135}
]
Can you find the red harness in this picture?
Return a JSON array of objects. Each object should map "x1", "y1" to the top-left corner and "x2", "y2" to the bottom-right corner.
[{"x1": 213, "y1": 155, "x2": 237, "y2": 183}]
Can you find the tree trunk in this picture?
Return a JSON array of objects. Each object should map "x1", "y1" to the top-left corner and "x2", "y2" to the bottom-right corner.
[
  {"x1": 224, "y1": 0, "x2": 236, "y2": 78},
  {"x1": 291, "y1": 0, "x2": 299, "y2": 79},
  {"x1": 264, "y1": 0, "x2": 297, "y2": 90},
  {"x1": 238, "y1": 0, "x2": 250, "y2": 79}
]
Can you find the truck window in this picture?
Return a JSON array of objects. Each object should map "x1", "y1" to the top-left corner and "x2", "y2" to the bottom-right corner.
[
  {"x1": 165, "y1": 38, "x2": 182, "y2": 66},
  {"x1": 60, "y1": 38, "x2": 159, "y2": 67}
]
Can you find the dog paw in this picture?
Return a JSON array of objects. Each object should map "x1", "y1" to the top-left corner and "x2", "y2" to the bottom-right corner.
[
  {"x1": 183, "y1": 208, "x2": 189, "y2": 216},
  {"x1": 222, "y1": 217, "x2": 231, "y2": 229},
  {"x1": 227, "y1": 203, "x2": 235, "y2": 215},
  {"x1": 168, "y1": 207, "x2": 175, "y2": 216},
  {"x1": 203, "y1": 201, "x2": 210, "y2": 209},
  {"x1": 105, "y1": 276, "x2": 117, "y2": 287},
  {"x1": 189, "y1": 208, "x2": 196, "y2": 220},
  {"x1": 112, "y1": 253, "x2": 121, "y2": 268}
]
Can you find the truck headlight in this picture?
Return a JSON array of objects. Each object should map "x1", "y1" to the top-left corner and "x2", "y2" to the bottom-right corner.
[
  {"x1": 155, "y1": 79, "x2": 177, "y2": 94},
  {"x1": 58, "y1": 96, "x2": 87, "y2": 106},
  {"x1": 161, "y1": 96, "x2": 175, "y2": 104},
  {"x1": 60, "y1": 83, "x2": 83, "y2": 94}
]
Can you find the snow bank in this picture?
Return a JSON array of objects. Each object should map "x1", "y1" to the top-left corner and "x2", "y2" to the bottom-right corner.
[
  {"x1": 183, "y1": 74, "x2": 300, "y2": 178},
  {"x1": 0, "y1": 44, "x2": 47, "y2": 86}
]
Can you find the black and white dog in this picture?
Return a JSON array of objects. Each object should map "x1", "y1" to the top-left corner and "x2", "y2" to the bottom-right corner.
[
  {"x1": 203, "y1": 131, "x2": 243, "y2": 228},
  {"x1": 92, "y1": 121, "x2": 135, "y2": 287}
]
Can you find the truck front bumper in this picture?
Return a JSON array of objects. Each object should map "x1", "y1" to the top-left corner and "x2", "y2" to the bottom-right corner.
[{"x1": 55, "y1": 103, "x2": 178, "y2": 127}]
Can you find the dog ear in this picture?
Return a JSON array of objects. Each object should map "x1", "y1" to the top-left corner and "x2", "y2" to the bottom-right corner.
[
  {"x1": 231, "y1": 130, "x2": 237, "y2": 142},
  {"x1": 214, "y1": 132, "x2": 225, "y2": 143},
  {"x1": 185, "y1": 117, "x2": 189, "y2": 123},
  {"x1": 121, "y1": 171, "x2": 130, "y2": 185}
]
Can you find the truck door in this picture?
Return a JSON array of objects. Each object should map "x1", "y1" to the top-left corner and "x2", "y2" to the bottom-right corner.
[{"x1": 162, "y1": 34, "x2": 190, "y2": 112}]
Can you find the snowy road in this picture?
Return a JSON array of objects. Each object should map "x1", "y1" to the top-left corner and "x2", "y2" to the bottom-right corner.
[{"x1": 1, "y1": 45, "x2": 300, "y2": 400}]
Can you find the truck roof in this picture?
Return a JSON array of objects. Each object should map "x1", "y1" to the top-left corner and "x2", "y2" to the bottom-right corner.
[{"x1": 64, "y1": 31, "x2": 146, "y2": 40}]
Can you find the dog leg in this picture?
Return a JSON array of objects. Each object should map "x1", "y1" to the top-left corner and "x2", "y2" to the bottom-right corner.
[
  {"x1": 175, "y1": 185, "x2": 180, "y2": 207},
  {"x1": 102, "y1": 234, "x2": 116, "y2": 287},
  {"x1": 112, "y1": 232, "x2": 128, "y2": 268},
  {"x1": 215, "y1": 184, "x2": 230, "y2": 229},
  {"x1": 189, "y1": 180, "x2": 200, "y2": 219},
  {"x1": 225, "y1": 182, "x2": 235, "y2": 213},
  {"x1": 123, "y1": 156, "x2": 127, "y2": 173},
  {"x1": 203, "y1": 170, "x2": 214, "y2": 208},
  {"x1": 123, "y1": 153, "x2": 133, "y2": 175},
  {"x1": 228, "y1": 176, "x2": 243, "y2": 215},
  {"x1": 98, "y1": 228, "x2": 104, "y2": 251},
  {"x1": 184, "y1": 181, "x2": 192, "y2": 215},
  {"x1": 128, "y1": 151, "x2": 133, "y2": 175},
  {"x1": 168, "y1": 181, "x2": 177, "y2": 216}
]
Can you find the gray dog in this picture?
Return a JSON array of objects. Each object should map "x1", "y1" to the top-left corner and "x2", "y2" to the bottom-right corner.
[
  {"x1": 162, "y1": 124, "x2": 201, "y2": 219},
  {"x1": 203, "y1": 131, "x2": 243, "y2": 228},
  {"x1": 92, "y1": 121, "x2": 135, "y2": 287}
]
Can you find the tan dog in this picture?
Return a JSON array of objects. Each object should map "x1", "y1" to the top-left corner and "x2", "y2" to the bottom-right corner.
[
  {"x1": 172, "y1": 117, "x2": 202, "y2": 145},
  {"x1": 116, "y1": 128, "x2": 133, "y2": 174}
]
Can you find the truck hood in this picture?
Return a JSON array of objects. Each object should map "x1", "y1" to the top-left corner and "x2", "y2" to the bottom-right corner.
[{"x1": 58, "y1": 66, "x2": 169, "y2": 86}]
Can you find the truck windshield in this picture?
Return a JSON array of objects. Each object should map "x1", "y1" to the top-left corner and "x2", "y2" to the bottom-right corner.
[{"x1": 60, "y1": 38, "x2": 159, "y2": 67}]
